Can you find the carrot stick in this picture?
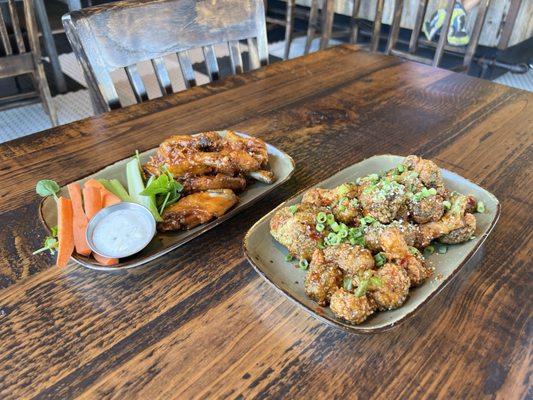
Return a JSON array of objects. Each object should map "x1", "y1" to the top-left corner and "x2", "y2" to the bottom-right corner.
[
  {"x1": 85, "y1": 178, "x2": 121, "y2": 205},
  {"x1": 93, "y1": 253, "x2": 119, "y2": 266},
  {"x1": 102, "y1": 192, "x2": 121, "y2": 207},
  {"x1": 67, "y1": 183, "x2": 91, "y2": 256},
  {"x1": 82, "y1": 185, "x2": 119, "y2": 266},
  {"x1": 83, "y1": 186, "x2": 102, "y2": 220},
  {"x1": 56, "y1": 197, "x2": 74, "y2": 267}
]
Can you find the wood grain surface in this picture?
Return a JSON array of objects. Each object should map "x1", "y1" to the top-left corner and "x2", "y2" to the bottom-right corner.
[{"x1": 0, "y1": 45, "x2": 531, "y2": 399}]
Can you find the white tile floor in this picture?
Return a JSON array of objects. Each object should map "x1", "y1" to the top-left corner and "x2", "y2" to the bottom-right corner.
[{"x1": 1, "y1": 37, "x2": 531, "y2": 143}]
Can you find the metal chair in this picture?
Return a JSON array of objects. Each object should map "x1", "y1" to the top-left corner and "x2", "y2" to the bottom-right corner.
[
  {"x1": 63, "y1": 0, "x2": 269, "y2": 114},
  {"x1": 0, "y1": 0, "x2": 57, "y2": 125}
]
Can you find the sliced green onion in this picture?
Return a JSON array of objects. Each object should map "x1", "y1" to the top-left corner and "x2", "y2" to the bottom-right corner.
[
  {"x1": 289, "y1": 205, "x2": 298, "y2": 214},
  {"x1": 359, "y1": 217, "x2": 367, "y2": 227},
  {"x1": 355, "y1": 280, "x2": 369, "y2": 297},
  {"x1": 299, "y1": 259, "x2": 309, "y2": 270},
  {"x1": 428, "y1": 187, "x2": 437, "y2": 195},
  {"x1": 374, "y1": 252, "x2": 386, "y2": 267},
  {"x1": 369, "y1": 276, "x2": 383, "y2": 288},
  {"x1": 330, "y1": 222, "x2": 340, "y2": 233},
  {"x1": 343, "y1": 277, "x2": 353, "y2": 291},
  {"x1": 317, "y1": 241, "x2": 326, "y2": 250},
  {"x1": 477, "y1": 201, "x2": 485, "y2": 213},
  {"x1": 338, "y1": 229, "x2": 348, "y2": 238},
  {"x1": 408, "y1": 246, "x2": 421, "y2": 256},
  {"x1": 397, "y1": 164, "x2": 405, "y2": 173},
  {"x1": 338, "y1": 205, "x2": 346, "y2": 212},
  {"x1": 337, "y1": 184, "x2": 350, "y2": 196},
  {"x1": 443, "y1": 200, "x2": 451, "y2": 210},
  {"x1": 316, "y1": 212, "x2": 327, "y2": 223},
  {"x1": 350, "y1": 198, "x2": 359, "y2": 207},
  {"x1": 364, "y1": 215, "x2": 376, "y2": 224},
  {"x1": 326, "y1": 214, "x2": 335, "y2": 224},
  {"x1": 285, "y1": 254, "x2": 294, "y2": 262},
  {"x1": 316, "y1": 223, "x2": 325, "y2": 232},
  {"x1": 424, "y1": 245, "x2": 435, "y2": 257}
]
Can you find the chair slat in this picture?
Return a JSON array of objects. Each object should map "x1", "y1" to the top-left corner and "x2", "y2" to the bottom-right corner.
[
  {"x1": 125, "y1": 64, "x2": 149, "y2": 103},
  {"x1": 433, "y1": 0, "x2": 455, "y2": 67},
  {"x1": 177, "y1": 51, "x2": 196, "y2": 88},
  {"x1": 151, "y1": 57, "x2": 173, "y2": 96},
  {"x1": 202, "y1": 45, "x2": 220, "y2": 81},
  {"x1": 0, "y1": 5, "x2": 13, "y2": 55},
  {"x1": 283, "y1": 0, "x2": 295, "y2": 59},
  {"x1": 409, "y1": 0, "x2": 428, "y2": 54},
  {"x1": 228, "y1": 40, "x2": 243, "y2": 74},
  {"x1": 386, "y1": 0, "x2": 404, "y2": 54},
  {"x1": 349, "y1": 0, "x2": 362, "y2": 44},
  {"x1": 498, "y1": 0, "x2": 521, "y2": 50},
  {"x1": 247, "y1": 37, "x2": 260, "y2": 69},
  {"x1": 463, "y1": 0, "x2": 490, "y2": 69},
  {"x1": 370, "y1": 0, "x2": 385, "y2": 52},
  {"x1": 7, "y1": 0, "x2": 26, "y2": 53},
  {"x1": 319, "y1": 0, "x2": 334, "y2": 50},
  {"x1": 304, "y1": 0, "x2": 319, "y2": 55}
]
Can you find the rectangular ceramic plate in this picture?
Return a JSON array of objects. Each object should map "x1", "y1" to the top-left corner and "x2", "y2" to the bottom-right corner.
[
  {"x1": 243, "y1": 155, "x2": 500, "y2": 334},
  {"x1": 40, "y1": 131, "x2": 295, "y2": 271}
]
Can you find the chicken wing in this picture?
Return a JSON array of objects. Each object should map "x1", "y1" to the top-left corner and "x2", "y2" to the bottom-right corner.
[
  {"x1": 158, "y1": 189, "x2": 238, "y2": 231},
  {"x1": 144, "y1": 131, "x2": 274, "y2": 183}
]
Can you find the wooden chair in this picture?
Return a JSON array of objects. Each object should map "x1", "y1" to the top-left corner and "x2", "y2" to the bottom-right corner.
[
  {"x1": 63, "y1": 0, "x2": 269, "y2": 114},
  {"x1": 304, "y1": 0, "x2": 335, "y2": 54},
  {"x1": 385, "y1": 0, "x2": 491, "y2": 70},
  {"x1": 0, "y1": 0, "x2": 57, "y2": 125},
  {"x1": 264, "y1": 0, "x2": 296, "y2": 60}
]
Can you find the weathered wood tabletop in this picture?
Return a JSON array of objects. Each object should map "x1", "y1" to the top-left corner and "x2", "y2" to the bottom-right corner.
[{"x1": 0, "y1": 45, "x2": 531, "y2": 399}]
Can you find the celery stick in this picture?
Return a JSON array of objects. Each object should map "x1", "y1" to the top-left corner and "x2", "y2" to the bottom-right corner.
[
  {"x1": 126, "y1": 158, "x2": 161, "y2": 221},
  {"x1": 99, "y1": 179, "x2": 132, "y2": 202}
]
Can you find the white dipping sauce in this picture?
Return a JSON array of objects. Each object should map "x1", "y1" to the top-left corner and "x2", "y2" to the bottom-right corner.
[{"x1": 91, "y1": 208, "x2": 154, "y2": 258}]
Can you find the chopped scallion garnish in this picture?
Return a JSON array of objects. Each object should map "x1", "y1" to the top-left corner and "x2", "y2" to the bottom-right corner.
[
  {"x1": 299, "y1": 259, "x2": 309, "y2": 270},
  {"x1": 285, "y1": 254, "x2": 294, "y2": 262},
  {"x1": 289, "y1": 205, "x2": 298, "y2": 214},
  {"x1": 374, "y1": 252, "x2": 386, "y2": 267},
  {"x1": 477, "y1": 201, "x2": 485, "y2": 213},
  {"x1": 316, "y1": 223, "x2": 325, "y2": 232},
  {"x1": 316, "y1": 212, "x2": 327, "y2": 223}
]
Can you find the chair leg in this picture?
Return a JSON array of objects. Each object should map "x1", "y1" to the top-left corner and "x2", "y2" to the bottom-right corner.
[
  {"x1": 304, "y1": 0, "x2": 319, "y2": 55},
  {"x1": 349, "y1": 0, "x2": 361, "y2": 44},
  {"x1": 319, "y1": 0, "x2": 334, "y2": 50},
  {"x1": 34, "y1": 0, "x2": 67, "y2": 94},
  {"x1": 283, "y1": 0, "x2": 296, "y2": 59},
  {"x1": 34, "y1": 64, "x2": 58, "y2": 126}
]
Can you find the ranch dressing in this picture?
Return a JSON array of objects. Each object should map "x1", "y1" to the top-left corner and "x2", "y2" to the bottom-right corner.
[{"x1": 90, "y1": 207, "x2": 154, "y2": 258}]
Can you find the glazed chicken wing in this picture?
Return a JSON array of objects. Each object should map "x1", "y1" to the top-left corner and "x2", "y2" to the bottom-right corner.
[
  {"x1": 181, "y1": 173, "x2": 247, "y2": 193},
  {"x1": 144, "y1": 131, "x2": 274, "y2": 183},
  {"x1": 158, "y1": 189, "x2": 238, "y2": 231}
]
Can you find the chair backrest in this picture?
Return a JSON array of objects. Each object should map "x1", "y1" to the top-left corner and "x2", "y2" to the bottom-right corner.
[
  {"x1": 0, "y1": 0, "x2": 57, "y2": 123},
  {"x1": 385, "y1": 0, "x2": 491, "y2": 70},
  {"x1": 1, "y1": 0, "x2": 35, "y2": 76},
  {"x1": 63, "y1": 0, "x2": 269, "y2": 113}
]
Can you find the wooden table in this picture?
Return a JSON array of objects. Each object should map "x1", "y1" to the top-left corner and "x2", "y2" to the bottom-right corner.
[{"x1": 0, "y1": 45, "x2": 531, "y2": 399}]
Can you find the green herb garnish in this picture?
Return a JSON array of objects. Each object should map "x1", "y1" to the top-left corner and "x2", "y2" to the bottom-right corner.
[
  {"x1": 299, "y1": 259, "x2": 309, "y2": 270},
  {"x1": 477, "y1": 201, "x2": 485, "y2": 213},
  {"x1": 285, "y1": 254, "x2": 294, "y2": 262},
  {"x1": 33, "y1": 226, "x2": 59, "y2": 255},
  {"x1": 140, "y1": 167, "x2": 184, "y2": 214},
  {"x1": 443, "y1": 200, "x2": 451, "y2": 210},
  {"x1": 288, "y1": 205, "x2": 298, "y2": 214},
  {"x1": 316, "y1": 223, "x2": 325, "y2": 232},
  {"x1": 36, "y1": 180, "x2": 60, "y2": 201}
]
